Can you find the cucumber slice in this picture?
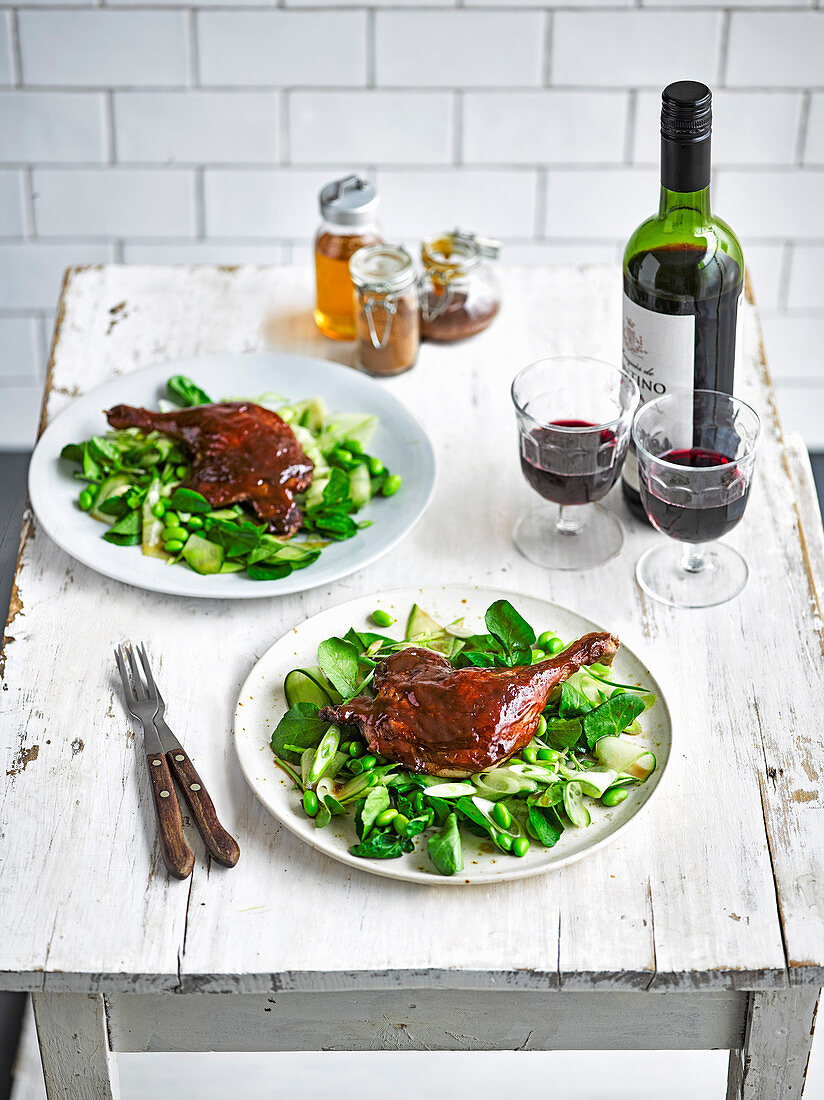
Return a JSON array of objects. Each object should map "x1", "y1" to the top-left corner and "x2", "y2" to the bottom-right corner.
[
  {"x1": 404, "y1": 604, "x2": 463, "y2": 657},
  {"x1": 181, "y1": 534, "x2": 223, "y2": 575},
  {"x1": 348, "y1": 463, "x2": 371, "y2": 508},
  {"x1": 405, "y1": 603, "x2": 443, "y2": 641},
  {"x1": 574, "y1": 766, "x2": 618, "y2": 799},
  {"x1": 284, "y1": 667, "x2": 333, "y2": 709},
  {"x1": 594, "y1": 735, "x2": 648, "y2": 773},
  {"x1": 563, "y1": 781, "x2": 591, "y2": 828},
  {"x1": 626, "y1": 751, "x2": 656, "y2": 780},
  {"x1": 219, "y1": 561, "x2": 244, "y2": 574},
  {"x1": 90, "y1": 473, "x2": 131, "y2": 523}
]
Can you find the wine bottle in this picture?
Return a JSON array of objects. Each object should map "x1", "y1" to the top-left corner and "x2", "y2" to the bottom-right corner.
[{"x1": 621, "y1": 80, "x2": 744, "y2": 522}]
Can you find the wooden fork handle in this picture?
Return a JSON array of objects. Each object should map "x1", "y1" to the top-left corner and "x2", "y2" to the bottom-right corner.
[
  {"x1": 146, "y1": 753, "x2": 194, "y2": 880},
  {"x1": 166, "y1": 750, "x2": 240, "y2": 868}
]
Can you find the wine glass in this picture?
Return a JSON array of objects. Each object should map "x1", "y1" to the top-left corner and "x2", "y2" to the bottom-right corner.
[
  {"x1": 633, "y1": 390, "x2": 761, "y2": 608},
  {"x1": 511, "y1": 357, "x2": 639, "y2": 571}
]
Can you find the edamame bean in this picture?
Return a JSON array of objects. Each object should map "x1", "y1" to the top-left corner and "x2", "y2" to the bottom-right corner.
[
  {"x1": 491, "y1": 802, "x2": 512, "y2": 830},
  {"x1": 522, "y1": 744, "x2": 538, "y2": 764},
  {"x1": 548, "y1": 637, "x2": 564, "y2": 655},
  {"x1": 348, "y1": 742, "x2": 364, "y2": 758},
  {"x1": 413, "y1": 791, "x2": 426, "y2": 814},
  {"x1": 531, "y1": 649, "x2": 546, "y2": 664},
  {"x1": 78, "y1": 489, "x2": 94, "y2": 511},
  {"x1": 359, "y1": 755, "x2": 377, "y2": 771},
  {"x1": 151, "y1": 500, "x2": 167, "y2": 519},
  {"x1": 495, "y1": 832, "x2": 513, "y2": 853},
  {"x1": 344, "y1": 438, "x2": 364, "y2": 455},
  {"x1": 187, "y1": 514, "x2": 204, "y2": 530},
  {"x1": 369, "y1": 456, "x2": 385, "y2": 477},
  {"x1": 602, "y1": 787, "x2": 629, "y2": 807},
  {"x1": 175, "y1": 465, "x2": 188, "y2": 479},
  {"x1": 393, "y1": 814, "x2": 409, "y2": 836},
  {"x1": 164, "y1": 539, "x2": 184, "y2": 554},
  {"x1": 375, "y1": 808, "x2": 398, "y2": 828},
  {"x1": 512, "y1": 837, "x2": 530, "y2": 858},
  {"x1": 163, "y1": 511, "x2": 179, "y2": 527},
  {"x1": 537, "y1": 630, "x2": 557, "y2": 650},
  {"x1": 302, "y1": 790, "x2": 319, "y2": 817},
  {"x1": 382, "y1": 474, "x2": 402, "y2": 497},
  {"x1": 536, "y1": 715, "x2": 547, "y2": 738},
  {"x1": 537, "y1": 748, "x2": 555, "y2": 762},
  {"x1": 336, "y1": 448, "x2": 353, "y2": 463},
  {"x1": 162, "y1": 526, "x2": 188, "y2": 543},
  {"x1": 370, "y1": 609, "x2": 396, "y2": 628}
]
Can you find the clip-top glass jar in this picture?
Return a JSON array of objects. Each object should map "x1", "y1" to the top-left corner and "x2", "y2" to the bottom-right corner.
[
  {"x1": 419, "y1": 230, "x2": 501, "y2": 342},
  {"x1": 350, "y1": 245, "x2": 420, "y2": 377},
  {"x1": 314, "y1": 175, "x2": 382, "y2": 341}
]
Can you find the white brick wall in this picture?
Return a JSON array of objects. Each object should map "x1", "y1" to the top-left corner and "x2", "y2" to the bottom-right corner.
[{"x1": 0, "y1": 2, "x2": 821, "y2": 451}]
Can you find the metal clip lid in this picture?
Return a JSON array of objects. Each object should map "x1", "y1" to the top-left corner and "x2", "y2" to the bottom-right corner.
[{"x1": 349, "y1": 244, "x2": 416, "y2": 294}]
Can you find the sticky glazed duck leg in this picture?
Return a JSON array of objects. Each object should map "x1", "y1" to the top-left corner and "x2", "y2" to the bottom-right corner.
[
  {"x1": 106, "y1": 402, "x2": 313, "y2": 536},
  {"x1": 320, "y1": 631, "x2": 619, "y2": 777}
]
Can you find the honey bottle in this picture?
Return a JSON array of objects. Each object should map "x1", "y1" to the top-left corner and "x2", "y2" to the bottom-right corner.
[{"x1": 314, "y1": 176, "x2": 381, "y2": 341}]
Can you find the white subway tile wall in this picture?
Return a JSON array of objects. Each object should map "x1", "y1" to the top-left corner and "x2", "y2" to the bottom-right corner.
[{"x1": 0, "y1": 3, "x2": 821, "y2": 450}]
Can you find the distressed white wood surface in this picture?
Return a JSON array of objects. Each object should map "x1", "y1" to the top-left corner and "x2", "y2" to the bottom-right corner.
[
  {"x1": 727, "y1": 987, "x2": 820, "y2": 1098},
  {"x1": 106, "y1": 990, "x2": 746, "y2": 1052},
  {"x1": 31, "y1": 994, "x2": 120, "y2": 1099},
  {"x1": 1, "y1": 264, "x2": 823, "y2": 995}
]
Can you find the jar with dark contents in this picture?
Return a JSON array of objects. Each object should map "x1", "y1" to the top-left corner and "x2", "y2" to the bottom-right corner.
[
  {"x1": 350, "y1": 245, "x2": 420, "y2": 377},
  {"x1": 419, "y1": 230, "x2": 501, "y2": 342},
  {"x1": 314, "y1": 175, "x2": 382, "y2": 341}
]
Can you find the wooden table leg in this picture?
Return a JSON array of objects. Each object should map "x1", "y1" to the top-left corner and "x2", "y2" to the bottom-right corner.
[
  {"x1": 31, "y1": 992, "x2": 121, "y2": 1099},
  {"x1": 727, "y1": 987, "x2": 820, "y2": 1099}
]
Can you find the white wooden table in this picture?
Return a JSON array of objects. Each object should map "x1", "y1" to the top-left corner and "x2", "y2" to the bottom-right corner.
[{"x1": 2, "y1": 264, "x2": 823, "y2": 1099}]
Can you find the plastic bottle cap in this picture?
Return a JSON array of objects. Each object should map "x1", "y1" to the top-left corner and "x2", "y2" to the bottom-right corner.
[{"x1": 319, "y1": 175, "x2": 379, "y2": 226}]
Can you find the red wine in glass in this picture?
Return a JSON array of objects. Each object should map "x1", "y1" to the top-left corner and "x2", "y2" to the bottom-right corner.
[
  {"x1": 519, "y1": 420, "x2": 619, "y2": 506},
  {"x1": 640, "y1": 447, "x2": 748, "y2": 543}
]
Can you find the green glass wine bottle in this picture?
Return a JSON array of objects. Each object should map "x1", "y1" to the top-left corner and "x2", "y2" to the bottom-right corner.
[{"x1": 621, "y1": 80, "x2": 744, "y2": 522}]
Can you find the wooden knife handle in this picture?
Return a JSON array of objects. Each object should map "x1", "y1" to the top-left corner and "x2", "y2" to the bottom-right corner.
[
  {"x1": 166, "y1": 750, "x2": 240, "y2": 868},
  {"x1": 147, "y1": 753, "x2": 194, "y2": 880}
]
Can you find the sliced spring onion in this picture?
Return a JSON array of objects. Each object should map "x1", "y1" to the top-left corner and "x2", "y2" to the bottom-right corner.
[{"x1": 423, "y1": 782, "x2": 477, "y2": 799}]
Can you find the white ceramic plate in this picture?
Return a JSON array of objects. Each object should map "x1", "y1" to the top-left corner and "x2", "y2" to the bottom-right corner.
[
  {"x1": 234, "y1": 585, "x2": 673, "y2": 885},
  {"x1": 28, "y1": 353, "x2": 435, "y2": 598}
]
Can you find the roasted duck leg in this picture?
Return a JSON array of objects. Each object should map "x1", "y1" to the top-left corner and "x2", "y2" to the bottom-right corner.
[
  {"x1": 320, "y1": 631, "x2": 619, "y2": 776},
  {"x1": 106, "y1": 402, "x2": 313, "y2": 536}
]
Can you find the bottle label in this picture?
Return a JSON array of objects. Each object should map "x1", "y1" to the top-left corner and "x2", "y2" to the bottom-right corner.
[{"x1": 621, "y1": 293, "x2": 696, "y2": 492}]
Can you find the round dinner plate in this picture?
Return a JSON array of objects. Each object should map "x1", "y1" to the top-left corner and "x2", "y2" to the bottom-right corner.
[
  {"x1": 28, "y1": 352, "x2": 435, "y2": 598},
  {"x1": 234, "y1": 585, "x2": 674, "y2": 885}
]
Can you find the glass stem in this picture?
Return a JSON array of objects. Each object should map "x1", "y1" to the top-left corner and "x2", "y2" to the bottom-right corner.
[
  {"x1": 556, "y1": 505, "x2": 584, "y2": 536},
  {"x1": 681, "y1": 544, "x2": 707, "y2": 573}
]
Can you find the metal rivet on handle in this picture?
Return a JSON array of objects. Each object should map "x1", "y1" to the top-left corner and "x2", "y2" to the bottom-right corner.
[
  {"x1": 152, "y1": 759, "x2": 161, "y2": 766},
  {"x1": 190, "y1": 784, "x2": 201, "y2": 792},
  {"x1": 160, "y1": 790, "x2": 170, "y2": 799},
  {"x1": 175, "y1": 754, "x2": 184, "y2": 761}
]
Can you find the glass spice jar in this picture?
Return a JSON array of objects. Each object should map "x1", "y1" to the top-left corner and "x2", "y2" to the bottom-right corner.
[
  {"x1": 314, "y1": 175, "x2": 382, "y2": 341},
  {"x1": 419, "y1": 230, "x2": 501, "y2": 342},
  {"x1": 350, "y1": 245, "x2": 420, "y2": 377}
]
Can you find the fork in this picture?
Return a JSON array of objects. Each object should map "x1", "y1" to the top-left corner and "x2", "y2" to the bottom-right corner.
[{"x1": 116, "y1": 644, "x2": 240, "y2": 877}]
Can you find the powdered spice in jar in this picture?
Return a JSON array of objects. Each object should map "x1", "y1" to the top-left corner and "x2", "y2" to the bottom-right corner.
[
  {"x1": 419, "y1": 231, "x2": 501, "y2": 342},
  {"x1": 314, "y1": 176, "x2": 382, "y2": 341},
  {"x1": 350, "y1": 245, "x2": 420, "y2": 377}
]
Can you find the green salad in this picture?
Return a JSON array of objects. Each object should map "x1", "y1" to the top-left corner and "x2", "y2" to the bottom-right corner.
[
  {"x1": 271, "y1": 599, "x2": 657, "y2": 876},
  {"x1": 60, "y1": 374, "x2": 398, "y2": 581}
]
